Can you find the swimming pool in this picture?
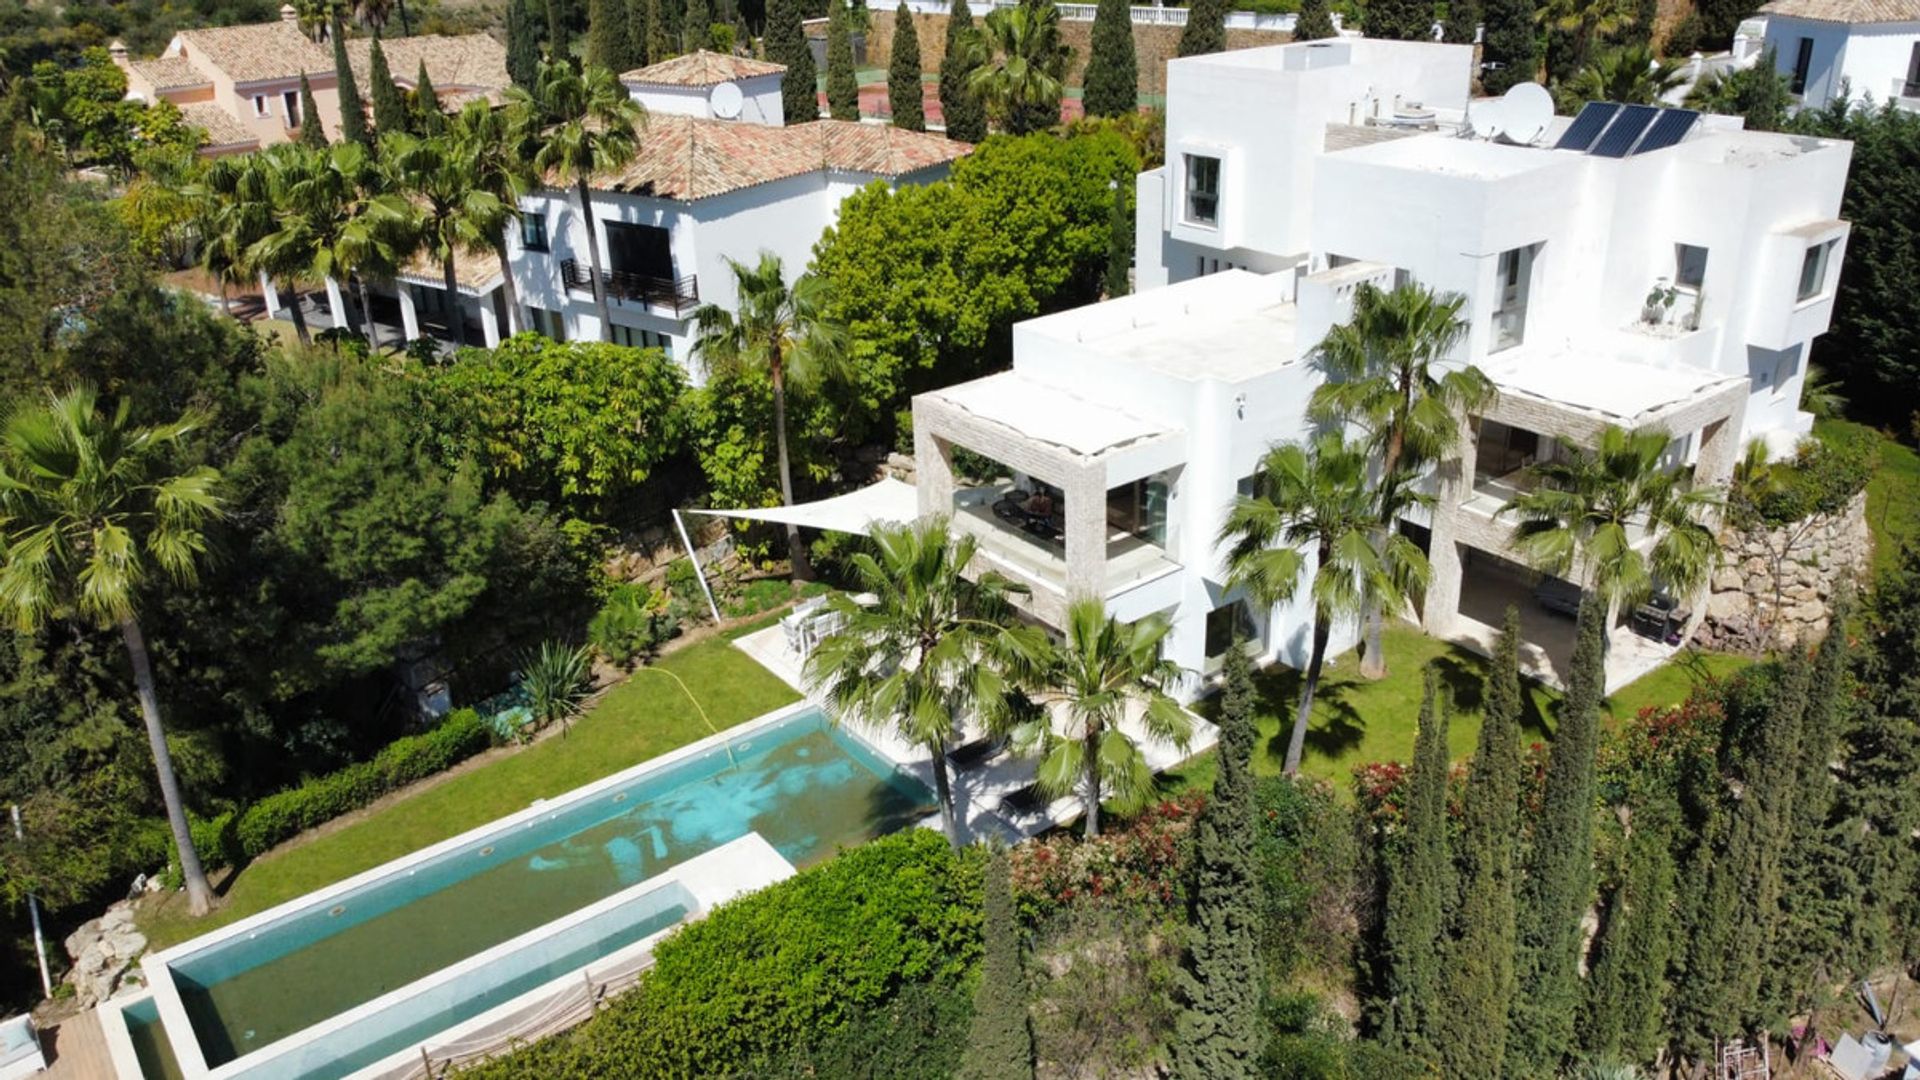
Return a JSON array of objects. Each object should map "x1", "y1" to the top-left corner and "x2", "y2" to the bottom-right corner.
[{"x1": 139, "y1": 705, "x2": 933, "y2": 1078}]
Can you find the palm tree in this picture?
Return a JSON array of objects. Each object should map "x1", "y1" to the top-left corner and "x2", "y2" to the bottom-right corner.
[
  {"x1": 0, "y1": 388, "x2": 222, "y2": 915},
  {"x1": 1561, "y1": 43, "x2": 1685, "y2": 108},
  {"x1": 1534, "y1": 0, "x2": 1637, "y2": 77},
  {"x1": 691, "y1": 252, "x2": 847, "y2": 580},
  {"x1": 804, "y1": 518, "x2": 1042, "y2": 846},
  {"x1": 385, "y1": 129, "x2": 515, "y2": 349},
  {"x1": 1499, "y1": 423, "x2": 1722, "y2": 617},
  {"x1": 964, "y1": 0, "x2": 1069, "y2": 135},
  {"x1": 248, "y1": 142, "x2": 409, "y2": 348},
  {"x1": 507, "y1": 60, "x2": 645, "y2": 344},
  {"x1": 1012, "y1": 598, "x2": 1191, "y2": 838},
  {"x1": 1309, "y1": 281, "x2": 1491, "y2": 678},
  {"x1": 1218, "y1": 432, "x2": 1428, "y2": 776},
  {"x1": 445, "y1": 99, "x2": 531, "y2": 336},
  {"x1": 188, "y1": 154, "x2": 277, "y2": 322}
]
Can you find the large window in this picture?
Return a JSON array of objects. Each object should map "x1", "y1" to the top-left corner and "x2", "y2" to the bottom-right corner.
[
  {"x1": 1906, "y1": 42, "x2": 1920, "y2": 97},
  {"x1": 610, "y1": 323, "x2": 673, "y2": 357},
  {"x1": 1205, "y1": 600, "x2": 1258, "y2": 667},
  {"x1": 520, "y1": 212, "x2": 549, "y2": 253},
  {"x1": 1791, "y1": 37, "x2": 1814, "y2": 95},
  {"x1": 1107, "y1": 476, "x2": 1170, "y2": 547},
  {"x1": 1184, "y1": 154, "x2": 1220, "y2": 227},
  {"x1": 1797, "y1": 240, "x2": 1834, "y2": 302},
  {"x1": 1492, "y1": 245, "x2": 1534, "y2": 351},
  {"x1": 281, "y1": 90, "x2": 299, "y2": 127}
]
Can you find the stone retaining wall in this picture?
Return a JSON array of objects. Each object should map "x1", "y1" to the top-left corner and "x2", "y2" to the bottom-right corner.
[{"x1": 1697, "y1": 490, "x2": 1870, "y2": 653}]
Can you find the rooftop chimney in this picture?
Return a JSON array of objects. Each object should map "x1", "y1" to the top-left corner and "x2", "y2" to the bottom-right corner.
[{"x1": 280, "y1": 3, "x2": 299, "y2": 23}]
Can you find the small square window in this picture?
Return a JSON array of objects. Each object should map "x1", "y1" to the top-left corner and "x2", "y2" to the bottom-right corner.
[
  {"x1": 1675, "y1": 244, "x2": 1708, "y2": 289},
  {"x1": 1797, "y1": 241, "x2": 1833, "y2": 302},
  {"x1": 253, "y1": 94, "x2": 268, "y2": 117},
  {"x1": 520, "y1": 212, "x2": 549, "y2": 253},
  {"x1": 1184, "y1": 154, "x2": 1220, "y2": 227}
]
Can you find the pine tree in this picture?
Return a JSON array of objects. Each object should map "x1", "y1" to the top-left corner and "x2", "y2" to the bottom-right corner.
[
  {"x1": 1364, "y1": 0, "x2": 1434, "y2": 39},
  {"x1": 767, "y1": 0, "x2": 817, "y2": 123},
  {"x1": 1432, "y1": 607, "x2": 1523, "y2": 1080},
  {"x1": 297, "y1": 72, "x2": 329, "y2": 147},
  {"x1": 887, "y1": 4, "x2": 924, "y2": 130},
  {"x1": 938, "y1": 0, "x2": 986, "y2": 141},
  {"x1": 1104, "y1": 179, "x2": 1130, "y2": 298},
  {"x1": 683, "y1": 0, "x2": 712, "y2": 51},
  {"x1": 548, "y1": 0, "x2": 572, "y2": 59},
  {"x1": 1480, "y1": 0, "x2": 1536, "y2": 93},
  {"x1": 1506, "y1": 595, "x2": 1604, "y2": 1079},
  {"x1": 411, "y1": 61, "x2": 446, "y2": 134},
  {"x1": 1177, "y1": 0, "x2": 1227, "y2": 56},
  {"x1": 1169, "y1": 645, "x2": 1264, "y2": 1077},
  {"x1": 1083, "y1": 0, "x2": 1136, "y2": 118},
  {"x1": 825, "y1": 0, "x2": 859, "y2": 120},
  {"x1": 960, "y1": 848, "x2": 1034, "y2": 1080},
  {"x1": 1293, "y1": 0, "x2": 1338, "y2": 40},
  {"x1": 330, "y1": 13, "x2": 371, "y2": 147},
  {"x1": 370, "y1": 33, "x2": 409, "y2": 135},
  {"x1": 507, "y1": 0, "x2": 543, "y2": 86},
  {"x1": 1381, "y1": 672, "x2": 1451, "y2": 1063},
  {"x1": 1579, "y1": 798, "x2": 1678, "y2": 1067},
  {"x1": 588, "y1": 0, "x2": 631, "y2": 71},
  {"x1": 646, "y1": 0, "x2": 673, "y2": 64}
]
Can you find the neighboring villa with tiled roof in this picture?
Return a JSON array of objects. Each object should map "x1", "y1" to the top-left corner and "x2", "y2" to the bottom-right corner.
[
  {"x1": 112, "y1": 6, "x2": 508, "y2": 154},
  {"x1": 1760, "y1": 0, "x2": 1920, "y2": 108}
]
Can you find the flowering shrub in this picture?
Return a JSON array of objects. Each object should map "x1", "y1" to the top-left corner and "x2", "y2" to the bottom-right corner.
[
  {"x1": 1008, "y1": 791, "x2": 1203, "y2": 919},
  {"x1": 1350, "y1": 759, "x2": 1469, "y2": 831},
  {"x1": 1596, "y1": 688, "x2": 1727, "y2": 807}
]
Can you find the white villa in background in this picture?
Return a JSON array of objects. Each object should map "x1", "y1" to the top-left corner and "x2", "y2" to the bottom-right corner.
[
  {"x1": 1760, "y1": 0, "x2": 1920, "y2": 110},
  {"x1": 913, "y1": 38, "x2": 1853, "y2": 692}
]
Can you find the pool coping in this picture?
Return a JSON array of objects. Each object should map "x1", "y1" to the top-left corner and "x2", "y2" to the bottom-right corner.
[
  {"x1": 141, "y1": 697, "x2": 822, "y2": 1079},
  {"x1": 99, "y1": 991, "x2": 153, "y2": 1080}
]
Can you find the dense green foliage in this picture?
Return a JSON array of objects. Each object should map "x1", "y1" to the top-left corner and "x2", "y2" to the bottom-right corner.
[
  {"x1": 296, "y1": 73, "x2": 327, "y2": 148},
  {"x1": 889, "y1": 4, "x2": 925, "y2": 131},
  {"x1": 1293, "y1": 0, "x2": 1338, "y2": 40},
  {"x1": 1580, "y1": 797, "x2": 1677, "y2": 1065},
  {"x1": 330, "y1": 14, "x2": 371, "y2": 147},
  {"x1": 826, "y1": 0, "x2": 859, "y2": 120},
  {"x1": 1363, "y1": 0, "x2": 1433, "y2": 39},
  {"x1": 1379, "y1": 674, "x2": 1450, "y2": 1060},
  {"x1": 966, "y1": 0, "x2": 1068, "y2": 135},
  {"x1": 1687, "y1": 50, "x2": 1792, "y2": 132},
  {"x1": 507, "y1": 0, "x2": 543, "y2": 87},
  {"x1": 1083, "y1": 0, "x2": 1136, "y2": 119},
  {"x1": 370, "y1": 34, "x2": 409, "y2": 136},
  {"x1": 586, "y1": 0, "x2": 632, "y2": 72},
  {"x1": 460, "y1": 830, "x2": 984, "y2": 1078},
  {"x1": 960, "y1": 848, "x2": 1033, "y2": 1080},
  {"x1": 939, "y1": 0, "x2": 988, "y2": 142},
  {"x1": 767, "y1": 0, "x2": 817, "y2": 124},
  {"x1": 1177, "y1": 0, "x2": 1226, "y2": 56},
  {"x1": 1480, "y1": 0, "x2": 1537, "y2": 93}
]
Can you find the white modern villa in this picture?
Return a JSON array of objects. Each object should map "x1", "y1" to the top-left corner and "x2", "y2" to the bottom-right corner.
[
  {"x1": 1760, "y1": 0, "x2": 1920, "y2": 111},
  {"x1": 913, "y1": 38, "x2": 1854, "y2": 691}
]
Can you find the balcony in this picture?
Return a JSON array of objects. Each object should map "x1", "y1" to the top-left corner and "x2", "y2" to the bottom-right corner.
[
  {"x1": 951, "y1": 482, "x2": 1179, "y2": 604},
  {"x1": 560, "y1": 259, "x2": 700, "y2": 315}
]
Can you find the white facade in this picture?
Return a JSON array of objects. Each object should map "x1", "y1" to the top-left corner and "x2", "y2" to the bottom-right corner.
[
  {"x1": 920, "y1": 39, "x2": 1855, "y2": 687},
  {"x1": 1763, "y1": 11, "x2": 1920, "y2": 110}
]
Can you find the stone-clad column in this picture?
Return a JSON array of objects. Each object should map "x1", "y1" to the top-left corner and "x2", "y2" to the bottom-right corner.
[{"x1": 1063, "y1": 464, "x2": 1108, "y2": 602}]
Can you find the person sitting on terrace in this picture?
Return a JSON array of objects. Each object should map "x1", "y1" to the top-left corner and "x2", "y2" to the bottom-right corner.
[{"x1": 1024, "y1": 491, "x2": 1055, "y2": 518}]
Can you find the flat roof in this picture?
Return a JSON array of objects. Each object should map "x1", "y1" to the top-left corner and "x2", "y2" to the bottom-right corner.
[
  {"x1": 1023, "y1": 270, "x2": 1303, "y2": 384},
  {"x1": 1332, "y1": 130, "x2": 1569, "y2": 179},
  {"x1": 1484, "y1": 351, "x2": 1744, "y2": 423},
  {"x1": 930, "y1": 372, "x2": 1179, "y2": 460}
]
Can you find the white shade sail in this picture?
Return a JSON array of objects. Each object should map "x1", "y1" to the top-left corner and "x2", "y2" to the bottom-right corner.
[{"x1": 686, "y1": 477, "x2": 920, "y2": 536}]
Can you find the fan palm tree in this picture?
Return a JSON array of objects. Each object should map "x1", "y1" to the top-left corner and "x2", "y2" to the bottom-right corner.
[
  {"x1": 188, "y1": 154, "x2": 277, "y2": 322},
  {"x1": 804, "y1": 518, "x2": 1042, "y2": 846},
  {"x1": 691, "y1": 252, "x2": 847, "y2": 580},
  {"x1": 384, "y1": 128, "x2": 516, "y2": 349},
  {"x1": 1218, "y1": 432, "x2": 1429, "y2": 776},
  {"x1": 0, "y1": 388, "x2": 222, "y2": 915},
  {"x1": 507, "y1": 60, "x2": 645, "y2": 343},
  {"x1": 444, "y1": 99, "x2": 531, "y2": 336},
  {"x1": 1011, "y1": 598, "x2": 1191, "y2": 838},
  {"x1": 1535, "y1": 0, "x2": 1638, "y2": 76},
  {"x1": 964, "y1": 0, "x2": 1069, "y2": 135},
  {"x1": 248, "y1": 142, "x2": 410, "y2": 348},
  {"x1": 1309, "y1": 281, "x2": 1491, "y2": 678},
  {"x1": 1499, "y1": 423, "x2": 1722, "y2": 616},
  {"x1": 1561, "y1": 43, "x2": 1685, "y2": 108}
]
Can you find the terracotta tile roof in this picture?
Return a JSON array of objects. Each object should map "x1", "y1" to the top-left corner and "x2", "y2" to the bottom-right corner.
[
  {"x1": 345, "y1": 34, "x2": 510, "y2": 100},
  {"x1": 178, "y1": 101, "x2": 260, "y2": 149},
  {"x1": 399, "y1": 244, "x2": 503, "y2": 292},
  {"x1": 620, "y1": 50, "x2": 786, "y2": 87},
  {"x1": 173, "y1": 21, "x2": 331, "y2": 84},
  {"x1": 128, "y1": 56, "x2": 209, "y2": 91},
  {"x1": 589, "y1": 116, "x2": 970, "y2": 200},
  {"x1": 1759, "y1": 0, "x2": 1920, "y2": 21}
]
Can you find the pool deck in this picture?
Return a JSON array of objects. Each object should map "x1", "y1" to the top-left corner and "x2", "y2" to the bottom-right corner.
[
  {"x1": 732, "y1": 625, "x2": 1219, "y2": 844},
  {"x1": 40, "y1": 1008, "x2": 111, "y2": 1080}
]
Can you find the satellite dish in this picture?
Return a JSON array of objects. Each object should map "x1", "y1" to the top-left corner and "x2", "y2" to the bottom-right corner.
[
  {"x1": 1468, "y1": 97, "x2": 1507, "y2": 141},
  {"x1": 709, "y1": 81, "x2": 744, "y2": 120},
  {"x1": 1498, "y1": 82, "x2": 1554, "y2": 145}
]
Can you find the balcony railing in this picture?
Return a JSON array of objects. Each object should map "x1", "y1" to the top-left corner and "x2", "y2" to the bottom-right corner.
[{"x1": 560, "y1": 259, "x2": 700, "y2": 315}]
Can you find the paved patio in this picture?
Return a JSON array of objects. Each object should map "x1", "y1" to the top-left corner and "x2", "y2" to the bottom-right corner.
[{"x1": 1452, "y1": 558, "x2": 1681, "y2": 693}]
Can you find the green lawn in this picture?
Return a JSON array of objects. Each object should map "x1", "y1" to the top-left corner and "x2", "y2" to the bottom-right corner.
[
  {"x1": 1846, "y1": 422, "x2": 1920, "y2": 575},
  {"x1": 141, "y1": 636, "x2": 799, "y2": 950},
  {"x1": 1163, "y1": 625, "x2": 1750, "y2": 799}
]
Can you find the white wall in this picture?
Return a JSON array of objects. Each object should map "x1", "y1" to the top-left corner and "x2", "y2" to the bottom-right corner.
[
  {"x1": 1765, "y1": 15, "x2": 1920, "y2": 108},
  {"x1": 624, "y1": 73, "x2": 786, "y2": 125}
]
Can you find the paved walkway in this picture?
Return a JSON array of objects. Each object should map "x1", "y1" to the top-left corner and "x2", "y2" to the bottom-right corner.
[{"x1": 41, "y1": 1008, "x2": 114, "y2": 1080}]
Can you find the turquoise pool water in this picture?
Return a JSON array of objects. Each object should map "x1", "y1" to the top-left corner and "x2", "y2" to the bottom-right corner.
[
  {"x1": 167, "y1": 709, "x2": 931, "y2": 1070},
  {"x1": 124, "y1": 998, "x2": 185, "y2": 1080}
]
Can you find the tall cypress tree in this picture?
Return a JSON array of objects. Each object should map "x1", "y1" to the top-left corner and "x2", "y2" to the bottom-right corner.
[
  {"x1": 370, "y1": 33, "x2": 409, "y2": 135},
  {"x1": 1433, "y1": 607, "x2": 1523, "y2": 1080},
  {"x1": 1480, "y1": 0, "x2": 1535, "y2": 93},
  {"x1": 297, "y1": 72, "x2": 329, "y2": 147},
  {"x1": 767, "y1": 0, "x2": 817, "y2": 123},
  {"x1": 330, "y1": 13, "x2": 371, "y2": 147},
  {"x1": 1443, "y1": 0, "x2": 1479, "y2": 43},
  {"x1": 1083, "y1": 0, "x2": 1136, "y2": 118},
  {"x1": 683, "y1": 0, "x2": 712, "y2": 51},
  {"x1": 1169, "y1": 645, "x2": 1264, "y2": 1078},
  {"x1": 1724, "y1": 649, "x2": 1812, "y2": 1029},
  {"x1": 1293, "y1": 0, "x2": 1338, "y2": 40},
  {"x1": 1381, "y1": 672, "x2": 1451, "y2": 1063},
  {"x1": 646, "y1": 0, "x2": 674, "y2": 64},
  {"x1": 1579, "y1": 797, "x2": 1678, "y2": 1067},
  {"x1": 507, "y1": 0, "x2": 543, "y2": 86},
  {"x1": 626, "y1": 0, "x2": 650, "y2": 68},
  {"x1": 411, "y1": 61, "x2": 446, "y2": 134},
  {"x1": 1177, "y1": 0, "x2": 1227, "y2": 56},
  {"x1": 938, "y1": 0, "x2": 986, "y2": 141},
  {"x1": 1364, "y1": 0, "x2": 1434, "y2": 39},
  {"x1": 888, "y1": 4, "x2": 924, "y2": 130},
  {"x1": 960, "y1": 848, "x2": 1034, "y2": 1080},
  {"x1": 587, "y1": 0, "x2": 631, "y2": 71},
  {"x1": 1104, "y1": 178, "x2": 1130, "y2": 298},
  {"x1": 548, "y1": 0, "x2": 572, "y2": 59},
  {"x1": 825, "y1": 0, "x2": 859, "y2": 120},
  {"x1": 1506, "y1": 595, "x2": 1604, "y2": 1079}
]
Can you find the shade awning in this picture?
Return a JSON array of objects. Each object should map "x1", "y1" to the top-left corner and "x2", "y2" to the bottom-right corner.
[{"x1": 687, "y1": 477, "x2": 919, "y2": 535}]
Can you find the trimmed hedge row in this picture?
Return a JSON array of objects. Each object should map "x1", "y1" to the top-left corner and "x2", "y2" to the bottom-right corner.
[
  {"x1": 190, "y1": 709, "x2": 491, "y2": 869},
  {"x1": 460, "y1": 829, "x2": 984, "y2": 1078}
]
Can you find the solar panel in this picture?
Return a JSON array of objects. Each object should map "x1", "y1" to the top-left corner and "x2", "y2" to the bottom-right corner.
[
  {"x1": 1592, "y1": 104, "x2": 1660, "y2": 158},
  {"x1": 1554, "y1": 101, "x2": 1620, "y2": 152},
  {"x1": 1631, "y1": 108, "x2": 1700, "y2": 155}
]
